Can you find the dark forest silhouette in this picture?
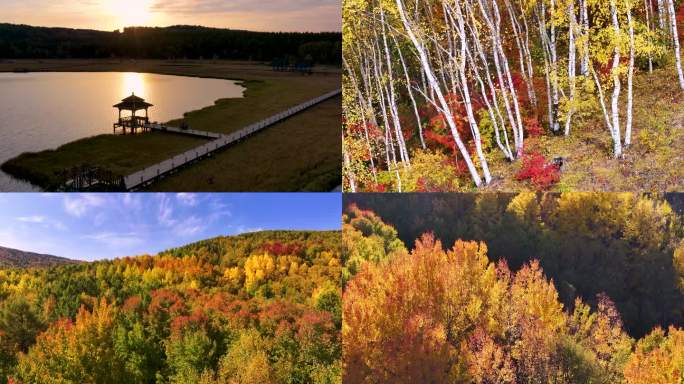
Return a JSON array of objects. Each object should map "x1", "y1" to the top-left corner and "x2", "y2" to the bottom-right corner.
[{"x1": 0, "y1": 24, "x2": 341, "y2": 65}]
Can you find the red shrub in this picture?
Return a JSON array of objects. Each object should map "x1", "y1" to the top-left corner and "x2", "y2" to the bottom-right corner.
[
  {"x1": 425, "y1": 130, "x2": 457, "y2": 153},
  {"x1": 365, "y1": 183, "x2": 387, "y2": 192},
  {"x1": 525, "y1": 117, "x2": 544, "y2": 138},
  {"x1": 515, "y1": 151, "x2": 560, "y2": 190}
]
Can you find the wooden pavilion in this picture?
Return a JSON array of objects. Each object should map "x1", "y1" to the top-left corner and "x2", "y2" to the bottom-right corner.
[{"x1": 113, "y1": 93, "x2": 153, "y2": 134}]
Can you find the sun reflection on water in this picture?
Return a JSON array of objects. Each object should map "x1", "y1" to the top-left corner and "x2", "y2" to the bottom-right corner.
[{"x1": 121, "y1": 72, "x2": 146, "y2": 98}]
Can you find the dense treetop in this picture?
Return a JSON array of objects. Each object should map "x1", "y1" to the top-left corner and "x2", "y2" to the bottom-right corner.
[
  {"x1": 0, "y1": 230, "x2": 341, "y2": 384},
  {"x1": 0, "y1": 24, "x2": 342, "y2": 64},
  {"x1": 345, "y1": 193, "x2": 684, "y2": 337},
  {"x1": 342, "y1": 203, "x2": 684, "y2": 383}
]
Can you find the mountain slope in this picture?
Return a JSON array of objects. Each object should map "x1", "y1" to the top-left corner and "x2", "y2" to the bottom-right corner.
[
  {"x1": 0, "y1": 230, "x2": 341, "y2": 384},
  {"x1": 0, "y1": 245, "x2": 78, "y2": 268}
]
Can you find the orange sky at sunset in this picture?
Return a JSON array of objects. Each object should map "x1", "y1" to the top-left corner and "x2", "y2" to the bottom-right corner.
[{"x1": 2, "y1": 0, "x2": 341, "y2": 32}]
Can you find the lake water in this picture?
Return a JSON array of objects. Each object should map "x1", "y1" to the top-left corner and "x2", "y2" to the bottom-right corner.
[{"x1": 0, "y1": 72, "x2": 245, "y2": 191}]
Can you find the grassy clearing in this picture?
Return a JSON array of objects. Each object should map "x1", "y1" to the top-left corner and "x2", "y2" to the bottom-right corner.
[
  {"x1": 479, "y1": 67, "x2": 684, "y2": 192},
  {"x1": 147, "y1": 96, "x2": 342, "y2": 192},
  {"x1": 0, "y1": 59, "x2": 341, "y2": 191},
  {"x1": 1, "y1": 133, "x2": 204, "y2": 190}
]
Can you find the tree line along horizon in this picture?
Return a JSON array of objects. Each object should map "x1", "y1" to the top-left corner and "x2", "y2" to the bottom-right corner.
[
  {"x1": 0, "y1": 24, "x2": 342, "y2": 65},
  {"x1": 0, "y1": 230, "x2": 341, "y2": 384},
  {"x1": 342, "y1": 0, "x2": 684, "y2": 191},
  {"x1": 342, "y1": 195, "x2": 684, "y2": 383}
]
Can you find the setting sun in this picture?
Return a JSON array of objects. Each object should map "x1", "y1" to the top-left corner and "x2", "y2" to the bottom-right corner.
[{"x1": 108, "y1": 0, "x2": 154, "y2": 29}]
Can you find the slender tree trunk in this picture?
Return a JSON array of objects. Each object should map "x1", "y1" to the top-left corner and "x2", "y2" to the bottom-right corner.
[
  {"x1": 658, "y1": 0, "x2": 667, "y2": 30},
  {"x1": 454, "y1": 2, "x2": 492, "y2": 183},
  {"x1": 536, "y1": 3, "x2": 555, "y2": 132},
  {"x1": 377, "y1": 13, "x2": 411, "y2": 167},
  {"x1": 393, "y1": 33, "x2": 426, "y2": 149},
  {"x1": 395, "y1": 0, "x2": 484, "y2": 187},
  {"x1": 591, "y1": 68, "x2": 615, "y2": 137},
  {"x1": 645, "y1": 0, "x2": 654, "y2": 72},
  {"x1": 667, "y1": 0, "x2": 684, "y2": 89},
  {"x1": 505, "y1": 0, "x2": 537, "y2": 107},
  {"x1": 565, "y1": 0, "x2": 577, "y2": 136},
  {"x1": 477, "y1": 0, "x2": 524, "y2": 154},
  {"x1": 342, "y1": 132, "x2": 357, "y2": 192},
  {"x1": 626, "y1": 4, "x2": 635, "y2": 146},
  {"x1": 464, "y1": 6, "x2": 515, "y2": 160},
  {"x1": 551, "y1": 0, "x2": 560, "y2": 133},
  {"x1": 610, "y1": 0, "x2": 623, "y2": 158},
  {"x1": 343, "y1": 56, "x2": 378, "y2": 182},
  {"x1": 581, "y1": 0, "x2": 590, "y2": 76}
]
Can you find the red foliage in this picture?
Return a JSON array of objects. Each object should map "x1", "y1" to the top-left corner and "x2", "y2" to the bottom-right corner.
[
  {"x1": 170, "y1": 308, "x2": 208, "y2": 335},
  {"x1": 225, "y1": 299, "x2": 261, "y2": 326},
  {"x1": 677, "y1": 2, "x2": 684, "y2": 41},
  {"x1": 515, "y1": 151, "x2": 560, "y2": 190},
  {"x1": 296, "y1": 310, "x2": 336, "y2": 341},
  {"x1": 348, "y1": 122, "x2": 383, "y2": 140},
  {"x1": 422, "y1": 92, "x2": 474, "y2": 154},
  {"x1": 424, "y1": 130, "x2": 457, "y2": 154},
  {"x1": 525, "y1": 117, "x2": 544, "y2": 138},
  {"x1": 365, "y1": 183, "x2": 388, "y2": 192},
  {"x1": 122, "y1": 295, "x2": 142, "y2": 312},
  {"x1": 261, "y1": 241, "x2": 303, "y2": 256},
  {"x1": 147, "y1": 289, "x2": 187, "y2": 319}
]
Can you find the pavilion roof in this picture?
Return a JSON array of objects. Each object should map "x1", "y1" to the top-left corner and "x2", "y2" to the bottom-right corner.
[{"x1": 113, "y1": 93, "x2": 153, "y2": 110}]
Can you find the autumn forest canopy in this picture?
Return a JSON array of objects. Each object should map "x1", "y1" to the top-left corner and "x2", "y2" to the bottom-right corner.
[
  {"x1": 0, "y1": 230, "x2": 341, "y2": 384},
  {"x1": 342, "y1": 194, "x2": 684, "y2": 383},
  {"x1": 342, "y1": 0, "x2": 684, "y2": 191}
]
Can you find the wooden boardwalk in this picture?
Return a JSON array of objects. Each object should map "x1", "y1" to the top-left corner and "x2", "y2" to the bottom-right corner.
[
  {"x1": 123, "y1": 89, "x2": 341, "y2": 190},
  {"x1": 147, "y1": 123, "x2": 222, "y2": 139}
]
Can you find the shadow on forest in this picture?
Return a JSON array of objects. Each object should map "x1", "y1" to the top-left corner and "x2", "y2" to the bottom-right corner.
[{"x1": 344, "y1": 193, "x2": 684, "y2": 338}]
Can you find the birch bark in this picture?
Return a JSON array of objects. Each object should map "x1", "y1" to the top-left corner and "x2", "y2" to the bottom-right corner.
[{"x1": 395, "y1": 0, "x2": 485, "y2": 187}]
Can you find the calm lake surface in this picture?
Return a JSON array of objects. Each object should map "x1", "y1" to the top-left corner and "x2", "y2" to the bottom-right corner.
[{"x1": 0, "y1": 72, "x2": 245, "y2": 191}]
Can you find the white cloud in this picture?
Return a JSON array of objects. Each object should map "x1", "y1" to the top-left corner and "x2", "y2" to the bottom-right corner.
[
  {"x1": 63, "y1": 194, "x2": 105, "y2": 217},
  {"x1": 176, "y1": 193, "x2": 199, "y2": 207},
  {"x1": 82, "y1": 232, "x2": 144, "y2": 248},
  {"x1": 158, "y1": 194, "x2": 176, "y2": 227},
  {"x1": 15, "y1": 215, "x2": 67, "y2": 231},
  {"x1": 173, "y1": 216, "x2": 206, "y2": 237},
  {"x1": 16, "y1": 215, "x2": 45, "y2": 223}
]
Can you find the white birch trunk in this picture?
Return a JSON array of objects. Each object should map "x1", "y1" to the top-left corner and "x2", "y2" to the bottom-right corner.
[
  {"x1": 454, "y1": 2, "x2": 492, "y2": 183},
  {"x1": 658, "y1": 0, "x2": 667, "y2": 30},
  {"x1": 393, "y1": 33, "x2": 426, "y2": 149},
  {"x1": 667, "y1": 0, "x2": 684, "y2": 89},
  {"x1": 645, "y1": 0, "x2": 654, "y2": 72},
  {"x1": 377, "y1": 14, "x2": 411, "y2": 167},
  {"x1": 395, "y1": 0, "x2": 484, "y2": 187},
  {"x1": 610, "y1": 0, "x2": 623, "y2": 158},
  {"x1": 550, "y1": 0, "x2": 561, "y2": 133},
  {"x1": 565, "y1": 0, "x2": 577, "y2": 136},
  {"x1": 626, "y1": 4, "x2": 635, "y2": 146},
  {"x1": 581, "y1": 0, "x2": 590, "y2": 76},
  {"x1": 342, "y1": 132, "x2": 357, "y2": 192}
]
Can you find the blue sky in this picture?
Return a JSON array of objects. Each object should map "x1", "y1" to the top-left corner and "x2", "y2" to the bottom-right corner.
[
  {"x1": 2, "y1": 0, "x2": 341, "y2": 32},
  {"x1": 0, "y1": 193, "x2": 341, "y2": 261}
]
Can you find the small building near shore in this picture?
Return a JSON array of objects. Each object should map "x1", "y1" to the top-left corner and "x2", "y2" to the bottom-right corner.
[{"x1": 113, "y1": 93, "x2": 153, "y2": 134}]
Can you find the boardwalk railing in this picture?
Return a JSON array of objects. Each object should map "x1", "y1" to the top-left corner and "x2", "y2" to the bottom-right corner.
[
  {"x1": 123, "y1": 89, "x2": 341, "y2": 190},
  {"x1": 146, "y1": 123, "x2": 222, "y2": 139}
]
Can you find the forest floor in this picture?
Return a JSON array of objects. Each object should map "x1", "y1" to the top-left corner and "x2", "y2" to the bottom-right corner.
[
  {"x1": 0, "y1": 59, "x2": 341, "y2": 191},
  {"x1": 485, "y1": 67, "x2": 684, "y2": 192}
]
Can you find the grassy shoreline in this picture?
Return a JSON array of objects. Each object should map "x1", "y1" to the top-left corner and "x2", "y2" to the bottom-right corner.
[{"x1": 0, "y1": 59, "x2": 341, "y2": 191}]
